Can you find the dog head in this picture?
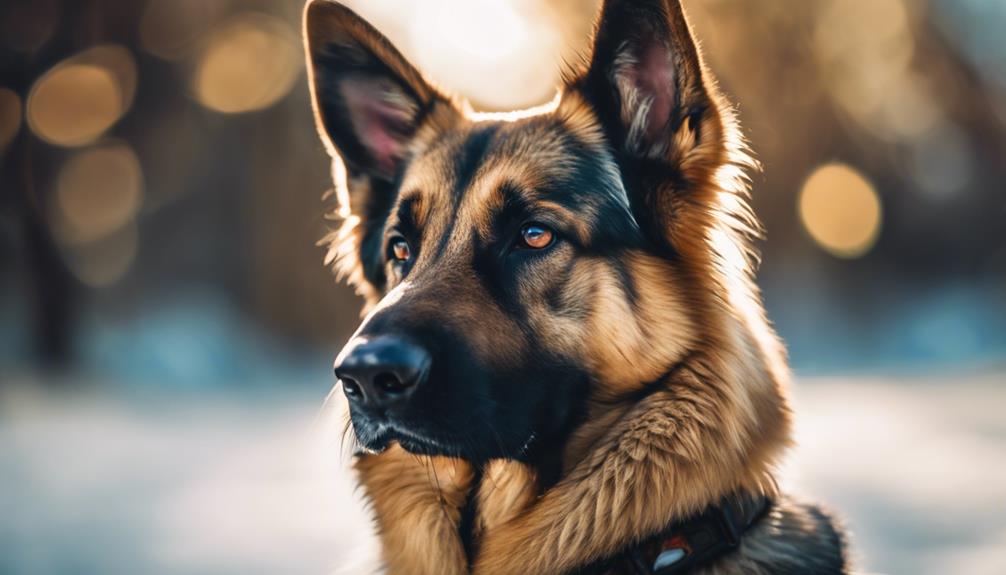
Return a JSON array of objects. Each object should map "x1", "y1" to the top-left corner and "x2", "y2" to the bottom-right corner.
[{"x1": 305, "y1": 0, "x2": 760, "y2": 464}]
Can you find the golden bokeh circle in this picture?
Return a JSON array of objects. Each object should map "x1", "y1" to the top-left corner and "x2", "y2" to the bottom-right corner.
[
  {"x1": 62, "y1": 221, "x2": 139, "y2": 288},
  {"x1": 55, "y1": 143, "x2": 144, "y2": 244},
  {"x1": 799, "y1": 163, "x2": 883, "y2": 258},
  {"x1": 139, "y1": 0, "x2": 216, "y2": 60},
  {"x1": 76, "y1": 45, "x2": 138, "y2": 108},
  {"x1": 26, "y1": 45, "x2": 136, "y2": 147},
  {"x1": 28, "y1": 64, "x2": 122, "y2": 147},
  {"x1": 193, "y1": 14, "x2": 302, "y2": 114}
]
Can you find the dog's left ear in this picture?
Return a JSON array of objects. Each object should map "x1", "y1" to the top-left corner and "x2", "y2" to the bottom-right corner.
[{"x1": 566, "y1": 0, "x2": 732, "y2": 252}]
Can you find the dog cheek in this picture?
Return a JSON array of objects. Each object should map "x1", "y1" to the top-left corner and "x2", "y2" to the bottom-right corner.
[
  {"x1": 533, "y1": 311, "x2": 589, "y2": 364},
  {"x1": 521, "y1": 255, "x2": 595, "y2": 363},
  {"x1": 586, "y1": 253, "x2": 697, "y2": 392}
]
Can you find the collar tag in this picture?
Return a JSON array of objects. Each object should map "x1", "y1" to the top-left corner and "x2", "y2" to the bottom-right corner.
[
  {"x1": 638, "y1": 494, "x2": 772, "y2": 575},
  {"x1": 652, "y1": 548, "x2": 687, "y2": 571}
]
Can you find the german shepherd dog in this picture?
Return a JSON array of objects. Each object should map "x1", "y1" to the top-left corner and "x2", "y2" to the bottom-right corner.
[{"x1": 304, "y1": 0, "x2": 849, "y2": 573}]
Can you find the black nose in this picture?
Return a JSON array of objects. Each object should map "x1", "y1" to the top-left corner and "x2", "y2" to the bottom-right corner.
[{"x1": 334, "y1": 335, "x2": 430, "y2": 408}]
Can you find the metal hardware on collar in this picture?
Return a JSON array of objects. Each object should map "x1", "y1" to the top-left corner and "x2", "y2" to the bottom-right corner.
[{"x1": 613, "y1": 493, "x2": 773, "y2": 575}]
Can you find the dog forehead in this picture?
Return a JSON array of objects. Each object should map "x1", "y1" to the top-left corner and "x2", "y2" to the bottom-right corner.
[{"x1": 399, "y1": 115, "x2": 628, "y2": 234}]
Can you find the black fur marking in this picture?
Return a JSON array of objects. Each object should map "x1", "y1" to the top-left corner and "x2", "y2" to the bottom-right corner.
[
  {"x1": 535, "y1": 121, "x2": 644, "y2": 252},
  {"x1": 356, "y1": 173, "x2": 403, "y2": 291},
  {"x1": 453, "y1": 125, "x2": 500, "y2": 201},
  {"x1": 458, "y1": 465, "x2": 484, "y2": 564},
  {"x1": 429, "y1": 125, "x2": 501, "y2": 261},
  {"x1": 392, "y1": 195, "x2": 421, "y2": 239},
  {"x1": 610, "y1": 253, "x2": 640, "y2": 310}
]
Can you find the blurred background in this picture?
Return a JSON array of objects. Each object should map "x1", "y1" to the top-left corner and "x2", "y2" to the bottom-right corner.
[{"x1": 1, "y1": 0, "x2": 1003, "y2": 573}]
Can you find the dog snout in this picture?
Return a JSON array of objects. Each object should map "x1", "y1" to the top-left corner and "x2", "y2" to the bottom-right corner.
[{"x1": 334, "y1": 335, "x2": 430, "y2": 409}]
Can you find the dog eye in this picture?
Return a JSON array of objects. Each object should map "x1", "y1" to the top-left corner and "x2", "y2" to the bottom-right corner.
[
  {"x1": 389, "y1": 237, "x2": 411, "y2": 262},
  {"x1": 519, "y1": 224, "x2": 554, "y2": 250}
]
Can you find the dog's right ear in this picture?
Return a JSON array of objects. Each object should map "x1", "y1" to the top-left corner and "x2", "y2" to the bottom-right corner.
[
  {"x1": 305, "y1": 1, "x2": 458, "y2": 301},
  {"x1": 304, "y1": 0, "x2": 447, "y2": 181}
]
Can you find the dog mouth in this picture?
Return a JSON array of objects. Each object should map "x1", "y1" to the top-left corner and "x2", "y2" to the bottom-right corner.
[
  {"x1": 351, "y1": 417, "x2": 543, "y2": 464},
  {"x1": 353, "y1": 420, "x2": 456, "y2": 457}
]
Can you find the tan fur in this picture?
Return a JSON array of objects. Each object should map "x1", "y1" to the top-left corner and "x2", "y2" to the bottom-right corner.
[
  {"x1": 584, "y1": 253, "x2": 697, "y2": 396},
  {"x1": 355, "y1": 445, "x2": 473, "y2": 575},
  {"x1": 473, "y1": 460, "x2": 540, "y2": 539}
]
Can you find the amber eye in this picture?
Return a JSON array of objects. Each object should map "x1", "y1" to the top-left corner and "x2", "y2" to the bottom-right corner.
[
  {"x1": 390, "y1": 237, "x2": 411, "y2": 262},
  {"x1": 520, "y1": 223, "x2": 554, "y2": 249}
]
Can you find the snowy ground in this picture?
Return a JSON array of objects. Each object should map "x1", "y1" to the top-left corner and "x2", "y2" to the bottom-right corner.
[{"x1": 1, "y1": 372, "x2": 1004, "y2": 575}]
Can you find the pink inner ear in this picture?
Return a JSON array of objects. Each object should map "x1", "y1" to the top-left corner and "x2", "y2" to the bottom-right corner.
[
  {"x1": 341, "y1": 78, "x2": 415, "y2": 174},
  {"x1": 636, "y1": 40, "x2": 675, "y2": 143}
]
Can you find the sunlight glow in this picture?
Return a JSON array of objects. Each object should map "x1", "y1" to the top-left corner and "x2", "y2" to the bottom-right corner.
[
  {"x1": 346, "y1": 0, "x2": 562, "y2": 111},
  {"x1": 419, "y1": 0, "x2": 528, "y2": 62}
]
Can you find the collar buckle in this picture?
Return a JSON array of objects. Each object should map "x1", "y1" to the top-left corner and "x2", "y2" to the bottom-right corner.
[{"x1": 640, "y1": 494, "x2": 771, "y2": 575}]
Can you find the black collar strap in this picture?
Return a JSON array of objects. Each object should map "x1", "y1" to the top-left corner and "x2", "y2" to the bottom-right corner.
[{"x1": 600, "y1": 492, "x2": 773, "y2": 575}]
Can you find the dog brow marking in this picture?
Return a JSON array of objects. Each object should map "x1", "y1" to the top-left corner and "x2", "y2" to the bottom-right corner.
[
  {"x1": 396, "y1": 192, "x2": 428, "y2": 232},
  {"x1": 460, "y1": 121, "x2": 606, "y2": 244},
  {"x1": 414, "y1": 125, "x2": 497, "y2": 262},
  {"x1": 395, "y1": 137, "x2": 462, "y2": 271}
]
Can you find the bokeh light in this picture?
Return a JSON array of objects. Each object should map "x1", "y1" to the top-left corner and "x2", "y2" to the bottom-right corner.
[
  {"x1": 26, "y1": 45, "x2": 137, "y2": 147},
  {"x1": 908, "y1": 121, "x2": 976, "y2": 199},
  {"x1": 0, "y1": 88, "x2": 22, "y2": 149},
  {"x1": 193, "y1": 14, "x2": 302, "y2": 114},
  {"x1": 799, "y1": 163, "x2": 883, "y2": 259},
  {"x1": 53, "y1": 143, "x2": 143, "y2": 245},
  {"x1": 813, "y1": 0, "x2": 945, "y2": 144},
  {"x1": 60, "y1": 221, "x2": 139, "y2": 288},
  {"x1": 139, "y1": 0, "x2": 217, "y2": 61},
  {"x1": 0, "y1": 0, "x2": 59, "y2": 54},
  {"x1": 75, "y1": 45, "x2": 139, "y2": 110},
  {"x1": 28, "y1": 65, "x2": 120, "y2": 146},
  {"x1": 814, "y1": 0, "x2": 913, "y2": 114}
]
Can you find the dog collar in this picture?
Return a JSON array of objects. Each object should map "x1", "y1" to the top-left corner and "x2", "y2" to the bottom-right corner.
[{"x1": 592, "y1": 492, "x2": 773, "y2": 574}]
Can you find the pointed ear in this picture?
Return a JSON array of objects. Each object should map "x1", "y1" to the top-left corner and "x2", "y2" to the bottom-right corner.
[
  {"x1": 564, "y1": 0, "x2": 748, "y2": 259},
  {"x1": 570, "y1": 0, "x2": 719, "y2": 160},
  {"x1": 304, "y1": 0, "x2": 443, "y2": 180},
  {"x1": 305, "y1": 1, "x2": 458, "y2": 302}
]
